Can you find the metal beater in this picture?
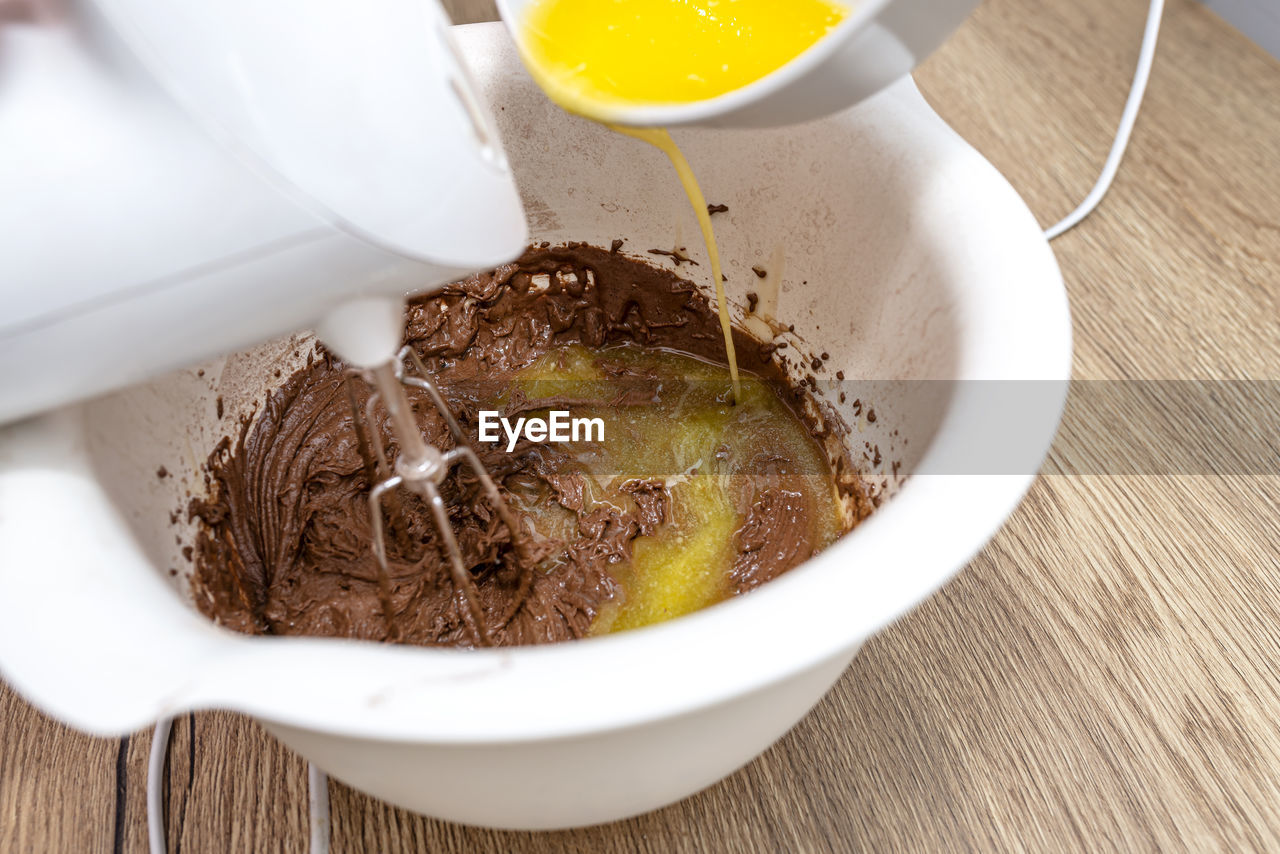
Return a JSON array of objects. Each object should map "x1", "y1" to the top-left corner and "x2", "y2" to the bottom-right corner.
[{"x1": 350, "y1": 345, "x2": 529, "y2": 648}]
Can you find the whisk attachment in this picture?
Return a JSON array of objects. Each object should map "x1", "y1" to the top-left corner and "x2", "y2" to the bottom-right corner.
[{"x1": 356, "y1": 346, "x2": 527, "y2": 647}]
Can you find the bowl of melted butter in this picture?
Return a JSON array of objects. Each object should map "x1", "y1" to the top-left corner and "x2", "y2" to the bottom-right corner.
[
  {"x1": 498, "y1": 0, "x2": 982, "y2": 127},
  {"x1": 0, "y1": 23, "x2": 1067, "y2": 828}
]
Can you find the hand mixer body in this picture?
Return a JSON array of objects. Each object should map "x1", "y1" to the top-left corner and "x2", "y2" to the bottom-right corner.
[{"x1": 0, "y1": 0, "x2": 528, "y2": 423}]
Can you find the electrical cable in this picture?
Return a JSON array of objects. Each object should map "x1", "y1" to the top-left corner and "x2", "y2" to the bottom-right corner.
[
  {"x1": 308, "y1": 763, "x2": 332, "y2": 854},
  {"x1": 145, "y1": 719, "x2": 331, "y2": 853},
  {"x1": 1044, "y1": 0, "x2": 1165, "y2": 240},
  {"x1": 146, "y1": 717, "x2": 172, "y2": 854}
]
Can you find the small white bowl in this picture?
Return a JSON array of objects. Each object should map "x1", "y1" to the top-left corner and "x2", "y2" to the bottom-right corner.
[
  {"x1": 0, "y1": 24, "x2": 1068, "y2": 829},
  {"x1": 494, "y1": 0, "x2": 982, "y2": 127}
]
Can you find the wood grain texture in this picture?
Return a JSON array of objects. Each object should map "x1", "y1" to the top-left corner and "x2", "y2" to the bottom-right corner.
[
  {"x1": 0, "y1": 686, "x2": 118, "y2": 853},
  {"x1": 4, "y1": 0, "x2": 1280, "y2": 850}
]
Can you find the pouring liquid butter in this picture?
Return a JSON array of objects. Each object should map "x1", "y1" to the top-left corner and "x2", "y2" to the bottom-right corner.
[
  {"x1": 516, "y1": 0, "x2": 850, "y2": 403},
  {"x1": 509, "y1": 0, "x2": 856, "y2": 628}
]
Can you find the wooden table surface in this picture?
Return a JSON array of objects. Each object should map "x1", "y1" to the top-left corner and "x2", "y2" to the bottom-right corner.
[{"x1": 5, "y1": 0, "x2": 1280, "y2": 850}]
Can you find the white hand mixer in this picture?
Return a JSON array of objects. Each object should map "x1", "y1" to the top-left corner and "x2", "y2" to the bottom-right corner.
[
  {"x1": 0, "y1": 0, "x2": 546, "y2": 643},
  {"x1": 0, "y1": 0, "x2": 979, "y2": 643}
]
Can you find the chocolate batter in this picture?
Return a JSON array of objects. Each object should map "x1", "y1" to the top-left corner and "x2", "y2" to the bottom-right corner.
[{"x1": 190, "y1": 244, "x2": 866, "y2": 647}]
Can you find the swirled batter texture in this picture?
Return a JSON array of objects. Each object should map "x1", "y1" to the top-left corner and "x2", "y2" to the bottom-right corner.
[{"x1": 190, "y1": 244, "x2": 866, "y2": 646}]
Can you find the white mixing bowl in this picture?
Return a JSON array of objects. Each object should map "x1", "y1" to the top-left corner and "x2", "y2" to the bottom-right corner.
[{"x1": 0, "y1": 25, "x2": 1068, "y2": 829}]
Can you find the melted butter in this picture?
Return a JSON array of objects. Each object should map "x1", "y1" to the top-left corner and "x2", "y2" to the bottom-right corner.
[
  {"x1": 504, "y1": 343, "x2": 843, "y2": 634},
  {"x1": 516, "y1": 0, "x2": 846, "y2": 405},
  {"x1": 607, "y1": 125, "x2": 739, "y2": 401},
  {"x1": 519, "y1": 0, "x2": 848, "y2": 111}
]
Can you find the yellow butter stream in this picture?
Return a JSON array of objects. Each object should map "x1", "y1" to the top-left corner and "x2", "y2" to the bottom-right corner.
[{"x1": 517, "y1": 0, "x2": 848, "y2": 404}]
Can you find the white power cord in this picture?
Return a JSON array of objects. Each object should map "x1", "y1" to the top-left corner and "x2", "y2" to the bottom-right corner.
[
  {"x1": 308, "y1": 763, "x2": 332, "y2": 854},
  {"x1": 1044, "y1": 0, "x2": 1165, "y2": 240},
  {"x1": 138, "y1": 3, "x2": 1166, "y2": 850},
  {"x1": 147, "y1": 717, "x2": 172, "y2": 854},
  {"x1": 145, "y1": 717, "x2": 331, "y2": 854}
]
